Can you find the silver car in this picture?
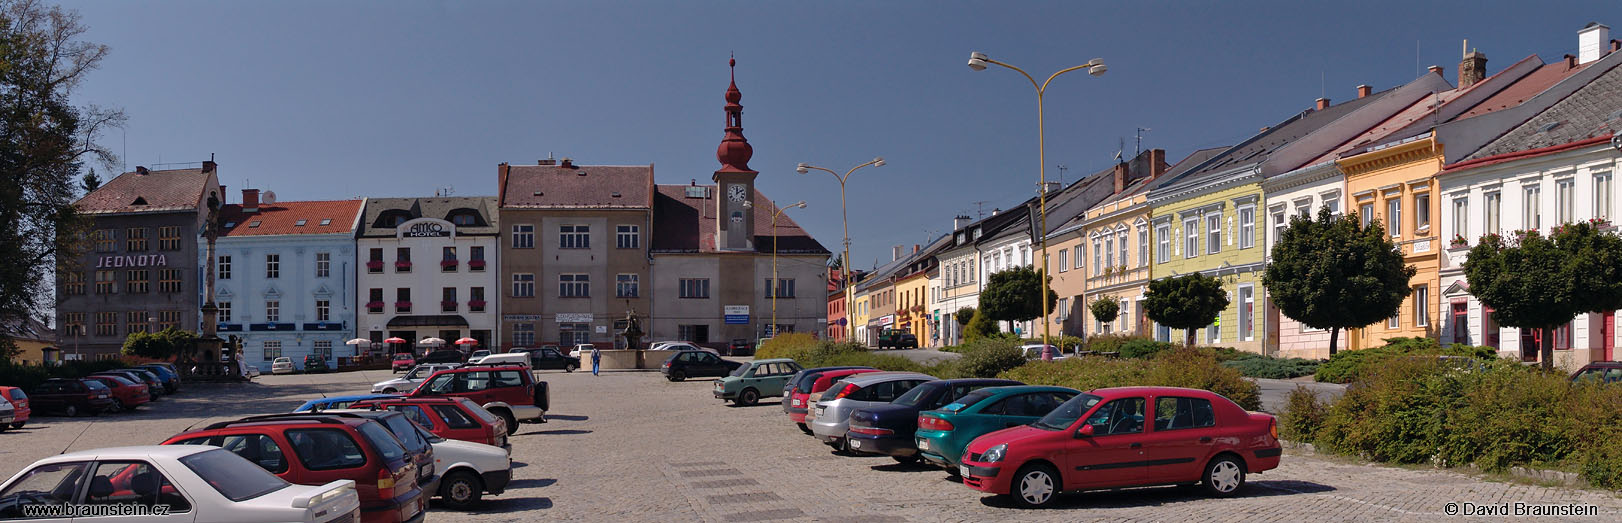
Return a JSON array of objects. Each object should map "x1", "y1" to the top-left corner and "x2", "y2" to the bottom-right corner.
[
  {"x1": 808, "y1": 372, "x2": 936, "y2": 453},
  {"x1": 0, "y1": 397, "x2": 13, "y2": 430},
  {"x1": 372, "y1": 363, "x2": 461, "y2": 393}
]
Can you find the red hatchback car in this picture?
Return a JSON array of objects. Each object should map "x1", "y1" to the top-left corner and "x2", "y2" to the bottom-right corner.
[
  {"x1": 0, "y1": 386, "x2": 29, "y2": 428},
  {"x1": 407, "y1": 363, "x2": 548, "y2": 436},
  {"x1": 787, "y1": 369, "x2": 880, "y2": 433},
  {"x1": 162, "y1": 412, "x2": 426, "y2": 523},
  {"x1": 83, "y1": 374, "x2": 150, "y2": 411},
  {"x1": 352, "y1": 397, "x2": 510, "y2": 452},
  {"x1": 958, "y1": 387, "x2": 1280, "y2": 508}
]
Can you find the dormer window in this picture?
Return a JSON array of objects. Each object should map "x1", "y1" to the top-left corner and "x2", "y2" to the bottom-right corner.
[
  {"x1": 390, "y1": 215, "x2": 406, "y2": 226},
  {"x1": 320, "y1": 219, "x2": 332, "y2": 226},
  {"x1": 294, "y1": 219, "x2": 307, "y2": 227},
  {"x1": 446, "y1": 208, "x2": 481, "y2": 226}
]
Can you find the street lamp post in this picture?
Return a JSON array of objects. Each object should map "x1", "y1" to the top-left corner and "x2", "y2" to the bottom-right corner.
[
  {"x1": 967, "y1": 51, "x2": 1106, "y2": 361},
  {"x1": 797, "y1": 158, "x2": 884, "y2": 342},
  {"x1": 770, "y1": 200, "x2": 808, "y2": 338}
]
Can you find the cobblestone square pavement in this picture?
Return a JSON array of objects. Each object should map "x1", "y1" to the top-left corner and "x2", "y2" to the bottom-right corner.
[{"x1": 2, "y1": 367, "x2": 1618, "y2": 522}]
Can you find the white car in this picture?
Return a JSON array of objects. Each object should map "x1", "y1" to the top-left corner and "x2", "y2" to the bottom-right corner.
[
  {"x1": 568, "y1": 344, "x2": 596, "y2": 358},
  {"x1": 270, "y1": 357, "x2": 296, "y2": 374},
  {"x1": 237, "y1": 359, "x2": 261, "y2": 378},
  {"x1": 468, "y1": 350, "x2": 491, "y2": 362},
  {"x1": 0, "y1": 397, "x2": 13, "y2": 431},
  {"x1": 649, "y1": 341, "x2": 719, "y2": 354},
  {"x1": 416, "y1": 422, "x2": 511, "y2": 509},
  {"x1": 0, "y1": 445, "x2": 360, "y2": 523},
  {"x1": 372, "y1": 363, "x2": 460, "y2": 393},
  {"x1": 1021, "y1": 344, "x2": 1068, "y2": 361}
]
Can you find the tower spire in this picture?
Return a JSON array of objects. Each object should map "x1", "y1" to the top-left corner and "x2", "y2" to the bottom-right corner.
[{"x1": 717, "y1": 56, "x2": 753, "y2": 172}]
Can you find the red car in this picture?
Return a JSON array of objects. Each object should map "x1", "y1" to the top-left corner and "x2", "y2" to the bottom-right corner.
[
  {"x1": 352, "y1": 397, "x2": 510, "y2": 452},
  {"x1": 786, "y1": 368, "x2": 880, "y2": 433},
  {"x1": 407, "y1": 363, "x2": 548, "y2": 436},
  {"x1": 958, "y1": 386, "x2": 1280, "y2": 508},
  {"x1": 162, "y1": 412, "x2": 426, "y2": 523},
  {"x1": 83, "y1": 374, "x2": 151, "y2": 411},
  {"x1": 392, "y1": 353, "x2": 416, "y2": 373},
  {"x1": 0, "y1": 386, "x2": 29, "y2": 428}
]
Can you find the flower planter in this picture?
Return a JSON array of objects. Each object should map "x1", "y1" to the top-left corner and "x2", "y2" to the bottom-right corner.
[
  {"x1": 366, "y1": 261, "x2": 384, "y2": 271},
  {"x1": 468, "y1": 300, "x2": 487, "y2": 308},
  {"x1": 440, "y1": 259, "x2": 458, "y2": 268},
  {"x1": 440, "y1": 300, "x2": 457, "y2": 310},
  {"x1": 365, "y1": 301, "x2": 385, "y2": 310},
  {"x1": 468, "y1": 260, "x2": 486, "y2": 269},
  {"x1": 395, "y1": 302, "x2": 412, "y2": 312},
  {"x1": 395, "y1": 261, "x2": 413, "y2": 270}
]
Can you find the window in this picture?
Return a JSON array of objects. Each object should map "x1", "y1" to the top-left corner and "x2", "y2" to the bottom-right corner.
[
  {"x1": 560, "y1": 224, "x2": 590, "y2": 249},
  {"x1": 1596, "y1": 171, "x2": 1614, "y2": 222},
  {"x1": 1360, "y1": 203, "x2": 1374, "y2": 228},
  {"x1": 1092, "y1": 237, "x2": 1103, "y2": 275},
  {"x1": 215, "y1": 255, "x2": 231, "y2": 280},
  {"x1": 1452, "y1": 197, "x2": 1469, "y2": 242},
  {"x1": 617, "y1": 225, "x2": 639, "y2": 249},
  {"x1": 512, "y1": 323, "x2": 535, "y2": 346},
  {"x1": 159, "y1": 269, "x2": 181, "y2": 293},
  {"x1": 315, "y1": 252, "x2": 330, "y2": 277},
  {"x1": 766, "y1": 278, "x2": 796, "y2": 298},
  {"x1": 265, "y1": 254, "x2": 280, "y2": 279},
  {"x1": 315, "y1": 299, "x2": 330, "y2": 321},
  {"x1": 559, "y1": 322, "x2": 590, "y2": 345},
  {"x1": 1117, "y1": 230, "x2": 1128, "y2": 267},
  {"x1": 96, "y1": 311, "x2": 117, "y2": 336},
  {"x1": 1324, "y1": 196, "x2": 1341, "y2": 215},
  {"x1": 159, "y1": 226, "x2": 181, "y2": 250},
  {"x1": 367, "y1": 248, "x2": 383, "y2": 273},
  {"x1": 512, "y1": 224, "x2": 534, "y2": 249},
  {"x1": 1387, "y1": 198, "x2": 1401, "y2": 237},
  {"x1": 158, "y1": 310, "x2": 180, "y2": 330},
  {"x1": 1484, "y1": 192, "x2": 1501, "y2": 235},
  {"x1": 1138, "y1": 227, "x2": 1149, "y2": 267},
  {"x1": 451, "y1": 213, "x2": 476, "y2": 226},
  {"x1": 287, "y1": 429, "x2": 366, "y2": 471},
  {"x1": 1556, "y1": 179, "x2": 1574, "y2": 225},
  {"x1": 1414, "y1": 285, "x2": 1429, "y2": 327},
  {"x1": 470, "y1": 287, "x2": 485, "y2": 312},
  {"x1": 1206, "y1": 213, "x2": 1222, "y2": 254},
  {"x1": 1156, "y1": 224, "x2": 1170, "y2": 263},
  {"x1": 1102, "y1": 238, "x2": 1113, "y2": 273},
  {"x1": 313, "y1": 340, "x2": 332, "y2": 360},
  {"x1": 1388, "y1": 308, "x2": 1400, "y2": 329},
  {"x1": 512, "y1": 273, "x2": 534, "y2": 297},
  {"x1": 1152, "y1": 397, "x2": 1216, "y2": 431},
  {"x1": 679, "y1": 324, "x2": 710, "y2": 343},
  {"x1": 95, "y1": 270, "x2": 115, "y2": 294},
  {"x1": 1415, "y1": 193, "x2": 1431, "y2": 231},
  {"x1": 1270, "y1": 210, "x2": 1287, "y2": 245},
  {"x1": 1057, "y1": 297, "x2": 1069, "y2": 321},
  {"x1": 265, "y1": 301, "x2": 280, "y2": 322},
  {"x1": 559, "y1": 273, "x2": 589, "y2": 297},
  {"x1": 1524, "y1": 185, "x2": 1541, "y2": 231},
  {"x1": 62, "y1": 271, "x2": 85, "y2": 295},
  {"x1": 94, "y1": 229, "x2": 115, "y2": 252},
  {"x1": 469, "y1": 246, "x2": 485, "y2": 271},
  {"x1": 1083, "y1": 397, "x2": 1146, "y2": 435},
  {"x1": 126, "y1": 269, "x2": 149, "y2": 294},
  {"x1": 396, "y1": 288, "x2": 410, "y2": 313},
  {"x1": 395, "y1": 248, "x2": 410, "y2": 272},
  {"x1": 127, "y1": 311, "x2": 149, "y2": 334},
  {"x1": 617, "y1": 274, "x2": 639, "y2": 298},
  {"x1": 680, "y1": 278, "x2": 710, "y2": 298},
  {"x1": 1057, "y1": 249, "x2": 1068, "y2": 273},
  {"x1": 218, "y1": 302, "x2": 232, "y2": 322},
  {"x1": 126, "y1": 227, "x2": 147, "y2": 251},
  {"x1": 1238, "y1": 206, "x2": 1255, "y2": 248},
  {"x1": 1238, "y1": 285, "x2": 1254, "y2": 341},
  {"x1": 442, "y1": 287, "x2": 457, "y2": 312},
  {"x1": 85, "y1": 461, "x2": 192, "y2": 512},
  {"x1": 367, "y1": 289, "x2": 383, "y2": 313},
  {"x1": 1183, "y1": 217, "x2": 1199, "y2": 258}
]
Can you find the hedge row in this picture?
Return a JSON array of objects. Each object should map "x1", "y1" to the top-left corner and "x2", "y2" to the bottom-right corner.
[
  {"x1": 759, "y1": 333, "x2": 1028, "y2": 380},
  {"x1": 1313, "y1": 337, "x2": 1495, "y2": 383},
  {"x1": 0, "y1": 359, "x2": 134, "y2": 392},
  {"x1": 997, "y1": 347, "x2": 1261, "y2": 411}
]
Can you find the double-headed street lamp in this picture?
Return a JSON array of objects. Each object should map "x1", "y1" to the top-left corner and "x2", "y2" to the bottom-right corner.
[
  {"x1": 967, "y1": 51, "x2": 1106, "y2": 361},
  {"x1": 770, "y1": 200, "x2": 808, "y2": 338},
  {"x1": 797, "y1": 157, "x2": 885, "y2": 342}
]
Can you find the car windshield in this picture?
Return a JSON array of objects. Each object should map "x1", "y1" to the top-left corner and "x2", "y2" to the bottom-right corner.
[
  {"x1": 394, "y1": 354, "x2": 412, "y2": 361},
  {"x1": 1033, "y1": 393, "x2": 1104, "y2": 430},
  {"x1": 454, "y1": 398, "x2": 502, "y2": 424},
  {"x1": 180, "y1": 448, "x2": 291, "y2": 502},
  {"x1": 893, "y1": 382, "x2": 943, "y2": 407},
  {"x1": 97, "y1": 376, "x2": 136, "y2": 386},
  {"x1": 82, "y1": 380, "x2": 109, "y2": 391},
  {"x1": 379, "y1": 414, "x2": 429, "y2": 454}
]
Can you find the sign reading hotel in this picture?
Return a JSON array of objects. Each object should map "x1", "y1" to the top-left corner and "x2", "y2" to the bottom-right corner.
[
  {"x1": 96, "y1": 254, "x2": 170, "y2": 268},
  {"x1": 397, "y1": 218, "x2": 454, "y2": 239}
]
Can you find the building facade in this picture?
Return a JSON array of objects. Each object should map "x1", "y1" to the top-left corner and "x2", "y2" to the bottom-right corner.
[
  {"x1": 58, "y1": 164, "x2": 220, "y2": 360},
  {"x1": 207, "y1": 191, "x2": 362, "y2": 371},
  {"x1": 356, "y1": 197, "x2": 500, "y2": 355}
]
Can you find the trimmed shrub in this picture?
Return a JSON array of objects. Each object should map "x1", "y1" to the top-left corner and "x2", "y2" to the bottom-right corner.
[
  {"x1": 0, "y1": 358, "x2": 132, "y2": 392},
  {"x1": 997, "y1": 347, "x2": 1260, "y2": 410},
  {"x1": 963, "y1": 308, "x2": 999, "y2": 341},
  {"x1": 1117, "y1": 338, "x2": 1173, "y2": 359},
  {"x1": 1278, "y1": 386, "x2": 1327, "y2": 442},
  {"x1": 956, "y1": 338, "x2": 1027, "y2": 378},
  {"x1": 1221, "y1": 357, "x2": 1320, "y2": 379},
  {"x1": 1314, "y1": 337, "x2": 1494, "y2": 384},
  {"x1": 754, "y1": 332, "x2": 822, "y2": 361}
]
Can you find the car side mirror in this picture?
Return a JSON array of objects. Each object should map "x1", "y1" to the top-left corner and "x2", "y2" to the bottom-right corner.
[{"x1": 1075, "y1": 424, "x2": 1095, "y2": 438}]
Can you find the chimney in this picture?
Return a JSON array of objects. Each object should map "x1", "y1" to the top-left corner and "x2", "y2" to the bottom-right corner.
[
  {"x1": 1427, "y1": 65, "x2": 1443, "y2": 76},
  {"x1": 1612, "y1": 39, "x2": 1620, "y2": 52},
  {"x1": 201, "y1": 160, "x2": 216, "y2": 173},
  {"x1": 135, "y1": 166, "x2": 149, "y2": 175},
  {"x1": 538, "y1": 158, "x2": 555, "y2": 166},
  {"x1": 1112, "y1": 163, "x2": 1128, "y2": 193},
  {"x1": 1459, "y1": 49, "x2": 1487, "y2": 88},
  {"x1": 892, "y1": 245, "x2": 904, "y2": 261},
  {"x1": 1315, "y1": 97, "x2": 1331, "y2": 110},
  {"x1": 1356, "y1": 84, "x2": 1372, "y2": 98},
  {"x1": 953, "y1": 215, "x2": 971, "y2": 231},
  {"x1": 241, "y1": 189, "x2": 260, "y2": 213},
  {"x1": 1578, "y1": 22, "x2": 1610, "y2": 64},
  {"x1": 913, "y1": 244, "x2": 920, "y2": 254},
  {"x1": 991, "y1": 208, "x2": 1001, "y2": 216},
  {"x1": 1041, "y1": 181, "x2": 1062, "y2": 195},
  {"x1": 218, "y1": 185, "x2": 227, "y2": 204},
  {"x1": 558, "y1": 157, "x2": 574, "y2": 168}
]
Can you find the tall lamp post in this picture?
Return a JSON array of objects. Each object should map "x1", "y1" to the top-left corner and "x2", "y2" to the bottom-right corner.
[
  {"x1": 769, "y1": 200, "x2": 807, "y2": 338},
  {"x1": 797, "y1": 158, "x2": 884, "y2": 342},
  {"x1": 966, "y1": 52, "x2": 1106, "y2": 361}
]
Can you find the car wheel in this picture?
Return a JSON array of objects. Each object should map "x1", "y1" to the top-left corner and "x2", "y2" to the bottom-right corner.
[
  {"x1": 9, "y1": 422, "x2": 21, "y2": 429},
  {"x1": 669, "y1": 370, "x2": 685, "y2": 382},
  {"x1": 108, "y1": 402, "x2": 123, "y2": 414},
  {"x1": 565, "y1": 364, "x2": 577, "y2": 373},
  {"x1": 63, "y1": 405, "x2": 78, "y2": 417},
  {"x1": 1201, "y1": 455, "x2": 1246, "y2": 497},
  {"x1": 438, "y1": 470, "x2": 483, "y2": 509},
  {"x1": 798, "y1": 423, "x2": 813, "y2": 435},
  {"x1": 736, "y1": 389, "x2": 759, "y2": 406},
  {"x1": 495, "y1": 409, "x2": 519, "y2": 437},
  {"x1": 383, "y1": 388, "x2": 397, "y2": 394},
  {"x1": 1010, "y1": 463, "x2": 1061, "y2": 508}
]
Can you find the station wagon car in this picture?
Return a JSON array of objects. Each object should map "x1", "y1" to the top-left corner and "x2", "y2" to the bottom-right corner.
[{"x1": 713, "y1": 359, "x2": 803, "y2": 406}]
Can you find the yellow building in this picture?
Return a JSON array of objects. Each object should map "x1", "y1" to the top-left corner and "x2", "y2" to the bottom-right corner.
[
  {"x1": 5, "y1": 318, "x2": 60, "y2": 365},
  {"x1": 895, "y1": 271, "x2": 929, "y2": 344}
]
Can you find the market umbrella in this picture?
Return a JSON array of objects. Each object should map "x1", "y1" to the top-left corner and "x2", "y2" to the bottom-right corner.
[
  {"x1": 344, "y1": 338, "x2": 371, "y2": 346},
  {"x1": 454, "y1": 337, "x2": 479, "y2": 346},
  {"x1": 384, "y1": 337, "x2": 407, "y2": 344},
  {"x1": 419, "y1": 337, "x2": 446, "y2": 346}
]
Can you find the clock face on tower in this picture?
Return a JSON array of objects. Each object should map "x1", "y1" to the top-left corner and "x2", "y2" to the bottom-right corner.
[{"x1": 727, "y1": 184, "x2": 747, "y2": 203}]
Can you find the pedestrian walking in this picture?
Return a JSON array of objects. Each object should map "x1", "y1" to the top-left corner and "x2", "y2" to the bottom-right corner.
[{"x1": 591, "y1": 346, "x2": 601, "y2": 376}]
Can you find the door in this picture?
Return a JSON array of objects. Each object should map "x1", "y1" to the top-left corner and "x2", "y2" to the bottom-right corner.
[
  {"x1": 695, "y1": 353, "x2": 725, "y2": 377},
  {"x1": 0, "y1": 460, "x2": 87, "y2": 522},
  {"x1": 1140, "y1": 396, "x2": 1218, "y2": 483},
  {"x1": 1451, "y1": 302, "x2": 1469, "y2": 345},
  {"x1": 81, "y1": 460, "x2": 194, "y2": 522},
  {"x1": 1604, "y1": 311, "x2": 1615, "y2": 361},
  {"x1": 458, "y1": 371, "x2": 496, "y2": 405},
  {"x1": 1064, "y1": 397, "x2": 1147, "y2": 490}
]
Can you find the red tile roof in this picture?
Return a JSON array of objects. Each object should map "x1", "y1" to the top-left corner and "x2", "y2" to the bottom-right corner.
[
  {"x1": 498, "y1": 164, "x2": 653, "y2": 209},
  {"x1": 218, "y1": 200, "x2": 363, "y2": 237},
  {"x1": 1455, "y1": 58, "x2": 1591, "y2": 120},
  {"x1": 76, "y1": 168, "x2": 217, "y2": 215},
  {"x1": 650, "y1": 184, "x2": 829, "y2": 254}
]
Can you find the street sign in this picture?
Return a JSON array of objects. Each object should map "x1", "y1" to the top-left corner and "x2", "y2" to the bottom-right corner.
[
  {"x1": 724, "y1": 314, "x2": 749, "y2": 325},
  {"x1": 724, "y1": 305, "x2": 749, "y2": 315}
]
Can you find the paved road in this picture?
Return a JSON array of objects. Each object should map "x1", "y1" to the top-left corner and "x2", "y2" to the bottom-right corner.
[{"x1": 3, "y1": 369, "x2": 1616, "y2": 522}]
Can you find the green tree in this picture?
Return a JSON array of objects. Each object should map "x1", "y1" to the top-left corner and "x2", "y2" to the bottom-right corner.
[
  {"x1": 963, "y1": 308, "x2": 999, "y2": 341},
  {"x1": 955, "y1": 307, "x2": 975, "y2": 327},
  {"x1": 0, "y1": 0, "x2": 123, "y2": 356},
  {"x1": 1089, "y1": 296, "x2": 1121, "y2": 326},
  {"x1": 978, "y1": 266, "x2": 1058, "y2": 327},
  {"x1": 79, "y1": 167, "x2": 100, "y2": 194},
  {"x1": 1263, "y1": 207, "x2": 1415, "y2": 355},
  {"x1": 1464, "y1": 222, "x2": 1622, "y2": 370},
  {"x1": 1144, "y1": 273, "x2": 1230, "y2": 346}
]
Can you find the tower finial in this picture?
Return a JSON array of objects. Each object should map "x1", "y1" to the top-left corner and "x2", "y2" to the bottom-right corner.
[{"x1": 717, "y1": 55, "x2": 752, "y2": 172}]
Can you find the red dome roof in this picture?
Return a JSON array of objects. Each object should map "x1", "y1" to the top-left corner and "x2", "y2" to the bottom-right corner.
[{"x1": 716, "y1": 57, "x2": 753, "y2": 172}]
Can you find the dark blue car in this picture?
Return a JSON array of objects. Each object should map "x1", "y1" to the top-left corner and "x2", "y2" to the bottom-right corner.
[
  {"x1": 135, "y1": 364, "x2": 181, "y2": 393},
  {"x1": 845, "y1": 378, "x2": 1022, "y2": 463}
]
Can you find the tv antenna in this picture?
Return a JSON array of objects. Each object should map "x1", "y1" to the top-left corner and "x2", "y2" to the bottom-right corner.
[
  {"x1": 971, "y1": 200, "x2": 990, "y2": 219},
  {"x1": 1056, "y1": 164, "x2": 1068, "y2": 185},
  {"x1": 1136, "y1": 127, "x2": 1151, "y2": 157}
]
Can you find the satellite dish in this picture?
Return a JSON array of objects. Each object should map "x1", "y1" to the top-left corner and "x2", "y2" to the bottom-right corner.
[
  {"x1": 261, "y1": 191, "x2": 277, "y2": 204},
  {"x1": 1612, "y1": 134, "x2": 1622, "y2": 151}
]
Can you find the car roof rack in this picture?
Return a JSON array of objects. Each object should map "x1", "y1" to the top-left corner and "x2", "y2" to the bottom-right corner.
[
  {"x1": 458, "y1": 362, "x2": 526, "y2": 369},
  {"x1": 203, "y1": 412, "x2": 366, "y2": 430}
]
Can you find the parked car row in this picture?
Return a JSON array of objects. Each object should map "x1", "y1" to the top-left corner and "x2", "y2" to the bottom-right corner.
[
  {"x1": 0, "y1": 363, "x2": 185, "y2": 423},
  {"x1": 686, "y1": 365, "x2": 1289, "y2": 508}
]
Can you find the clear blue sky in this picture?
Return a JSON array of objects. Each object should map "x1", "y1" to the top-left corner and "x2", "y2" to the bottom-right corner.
[{"x1": 61, "y1": 0, "x2": 1620, "y2": 271}]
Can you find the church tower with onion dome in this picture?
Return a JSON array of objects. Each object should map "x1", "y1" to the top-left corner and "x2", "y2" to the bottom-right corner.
[{"x1": 713, "y1": 57, "x2": 758, "y2": 252}]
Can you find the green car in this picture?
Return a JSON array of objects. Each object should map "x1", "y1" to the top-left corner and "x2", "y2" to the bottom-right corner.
[
  {"x1": 302, "y1": 355, "x2": 329, "y2": 374},
  {"x1": 713, "y1": 358, "x2": 803, "y2": 406},
  {"x1": 915, "y1": 385, "x2": 1080, "y2": 469}
]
